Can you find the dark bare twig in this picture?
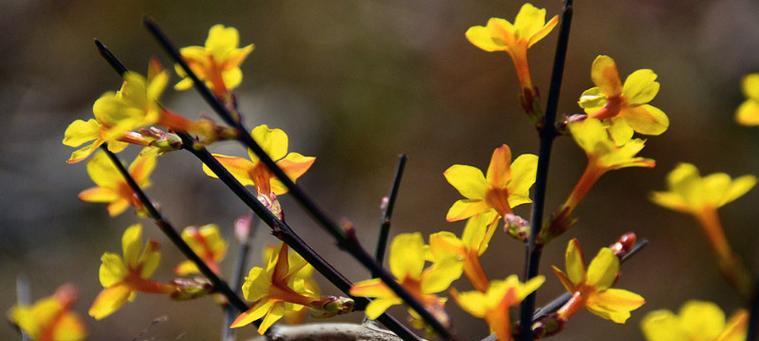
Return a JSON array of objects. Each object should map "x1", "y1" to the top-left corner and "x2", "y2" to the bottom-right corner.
[
  {"x1": 16, "y1": 275, "x2": 30, "y2": 341},
  {"x1": 518, "y1": 1, "x2": 574, "y2": 340},
  {"x1": 143, "y1": 19, "x2": 455, "y2": 340},
  {"x1": 94, "y1": 40, "x2": 421, "y2": 341},
  {"x1": 749, "y1": 276, "x2": 759, "y2": 341},
  {"x1": 374, "y1": 154, "x2": 407, "y2": 273}
]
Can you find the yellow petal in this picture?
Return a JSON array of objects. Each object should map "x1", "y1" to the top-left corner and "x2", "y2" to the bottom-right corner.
[
  {"x1": 175, "y1": 260, "x2": 199, "y2": 276},
  {"x1": 446, "y1": 200, "x2": 491, "y2": 222},
  {"x1": 350, "y1": 278, "x2": 395, "y2": 298},
  {"x1": 719, "y1": 175, "x2": 756, "y2": 207},
  {"x1": 565, "y1": 239, "x2": 585, "y2": 285},
  {"x1": 578, "y1": 87, "x2": 608, "y2": 112},
  {"x1": 67, "y1": 140, "x2": 104, "y2": 164},
  {"x1": 551, "y1": 266, "x2": 575, "y2": 293},
  {"x1": 129, "y1": 147, "x2": 159, "y2": 188},
  {"x1": 461, "y1": 211, "x2": 499, "y2": 255},
  {"x1": 620, "y1": 104, "x2": 669, "y2": 135},
  {"x1": 591, "y1": 55, "x2": 622, "y2": 97},
  {"x1": 641, "y1": 309, "x2": 689, "y2": 341},
  {"x1": 568, "y1": 117, "x2": 607, "y2": 155},
  {"x1": 511, "y1": 275, "x2": 545, "y2": 301},
  {"x1": 586, "y1": 288, "x2": 645, "y2": 324},
  {"x1": 486, "y1": 144, "x2": 512, "y2": 190},
  {"x1": 199, "y1": 224, "x2": 228, "y2": 261},
  {"x1": 107, "y1": 199, "x2": 131, "y2": 217},
  {"x1": 121, "y1": 224, "x2": 143, "y2": 269},
  {"x1": 679, "y1": 300, "x2": 725, "y2": 340},
  {"x1": 258, "y1": 302, "x2": 286, "y2": 335},
  {"x1": 241, "y1": 267, "x2": 272, "y2": 303},
  {"x1": 222, "y1": 67, "x2": 243, "y2": 90},
  {"x1": 202, "y1": 154, "x2": 256, "y2": 186},
  {"x1": 88, "y1": 284, "x2": 133, "y2": 320},
  {"x1": 78, "y1": 187, "x2": 119, "y2": 203},
  {"x1": 270, "y1": 152, "x2": 316, "y2": 195},
  {"x1": 527, "y1": 14, "x2": 559, "y2": 48},
  {"x1": 174, "y1": 77, "x2": 195, "y2": 91},
  {"x1": 451, "y1": 289, "x2": 487, "y2": 317},
  {"x1": 507, "y1": 153, "x2": 538, "y2": 198},
  {"x1": 622, "y1": 69, "x2": 660, "y2": 105},
  {"x1": 585, "y1": 247, "x2": 618, "y2": 290},
  {"x1": 98, "y1": 252, "x2": 128, "y2": 287},
  {"x1": 250, "y1": 124, "x2": 289, "y2": 161},
  {"x1": 389, "y1": 233, "x2": 426, "y2": 280},
  {"x1": 86, "y1": 151, "x2": 121, "y2": 188},
  {"x1": 514, "y1": 3, "x2": 548, "y2": 40},
  {"x1": 650, "y1": 191, "x2": 689, "y2": 213},
  {"x1": 146, "y1": 70, "x2": 168, "y2": 102},
  {"x1": 444, "y1": 164, "x2": 488, "y2": 199},
  {"x1": 465, "y1": 25, "x2": 505, "y2": 52},
  {"x1": 53, "y1": 312, "x2": 88, "y2": 341},
  {"x1": 206, "y1": 24, "x2": 240, "y2": 61},
  {"x1": 717, "y1": 310, "x2": 748, "y2": 341},
  {"x1": 63, "y1": 119, "x2": 101, "y2": 147},
  {"x1": 420, "y1": 256, "x2": 463, "y2": 294},
  {"x1": 742, "y1": 73, "x2": 759, "y2": 100},
  {"x1": 429, "y1": 231, "x2": 465, "y2": 260},
  {"x1": 230, "y1": 299, "x2": 274, "y2": 329},
  {"x1": 138, "y1": 240, "x2": 161, "y2": 279},
  {"x1": 365, "y1": 297, "x2": 402, "y2": 320},
  {"x1": 608, "y1": 118, "x2": 635, "y2": 145},
  {"x1": 736, "y1": 100, "x2": 759, "y2": 126}
]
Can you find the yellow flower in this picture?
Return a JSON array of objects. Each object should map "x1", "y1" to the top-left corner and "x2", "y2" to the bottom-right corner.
[
  {"x1": 78, "y1": 148, "x2": 158, "y2": 216},
  {"x1": 8, "y1": 284, "x2": 86, "y2": 341},
  {"x1": 578, "y1": 55, "x2": 669, "y2": 143},
  {"x1": 550, "y1": 117, "x2": 654, "y2": 234},
  {"x1": 202, "y1": 124, "x2": 315, "y2": 198},
  {"x1": 175, "y1": 224, "x2": 228, "y2": 276},
  {"x1": 452, "y1": 275, "x2": 544, "y2": 341},
  {"x1": 175, "y1": 24, "x2": 254, "y2": 98},
  {"x1": 551, "y1": 239, "x2": 645, "y2": 324},
  {"x1": 62, "y1": 61, "x2": 168, "y2": 164},
  {"x1": 651, "y1": 163, "x2": 756, "y2": 215},
  {"x1": 444, "y1": 144, "x2": 537, "y2": 222},
  {"x1": 641, "y1": 300, "x2": 747, "y2": 341},
  {"x1": 350, "y1": 233, "x2": 463, "y2": 327},
  {"x1": 465, "y1": 3, "x2": 558, "y2": 92},
  {"x1": 736, "y1": 73, "x2": 759, "y2": 126},
  {"x1": 650, "y1": 163, "x2": 755, "y2": 295},
  {"x1": 429, "y1": 211, "x2": 499, "y2": 292},
  {"x1": 89, "y1": 224, "x2": 174, "y2": 320},
  {"x1": 230, "y1": 243, "x2": 320, "y2": 334}
]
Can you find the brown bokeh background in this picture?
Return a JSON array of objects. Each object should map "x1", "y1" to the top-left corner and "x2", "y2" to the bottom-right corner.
[{"x1": 1, "y1": 0, "x2": 758, "y2": 339}]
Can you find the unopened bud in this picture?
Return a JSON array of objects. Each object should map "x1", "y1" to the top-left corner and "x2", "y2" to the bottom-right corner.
[
  {"x1": 504, "y1": 214, "x2": 530, "y2": 241},
  {"x1": 234, "y1": 213, "x2": 254, "y2": 243},
  {"x1": 313, "y1": 296, "x2": 354, "y2": 318},
  {"x1": 610, "y1": 232, "x2": 637, "y2": 258},
  {"x1": 257, "y1": 193, "x2": 283, "y2": 220},
  {"x1": 531, "y1": 312, "x2": 564, "y2": 338},
  {"x1": 170, "y1": 277, "x2": 213, "y2": 300}
]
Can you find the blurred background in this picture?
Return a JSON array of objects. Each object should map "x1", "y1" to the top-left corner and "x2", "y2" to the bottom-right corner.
[{"x1": 1, "y1": 0, "x2": 758, "y2": 339}]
